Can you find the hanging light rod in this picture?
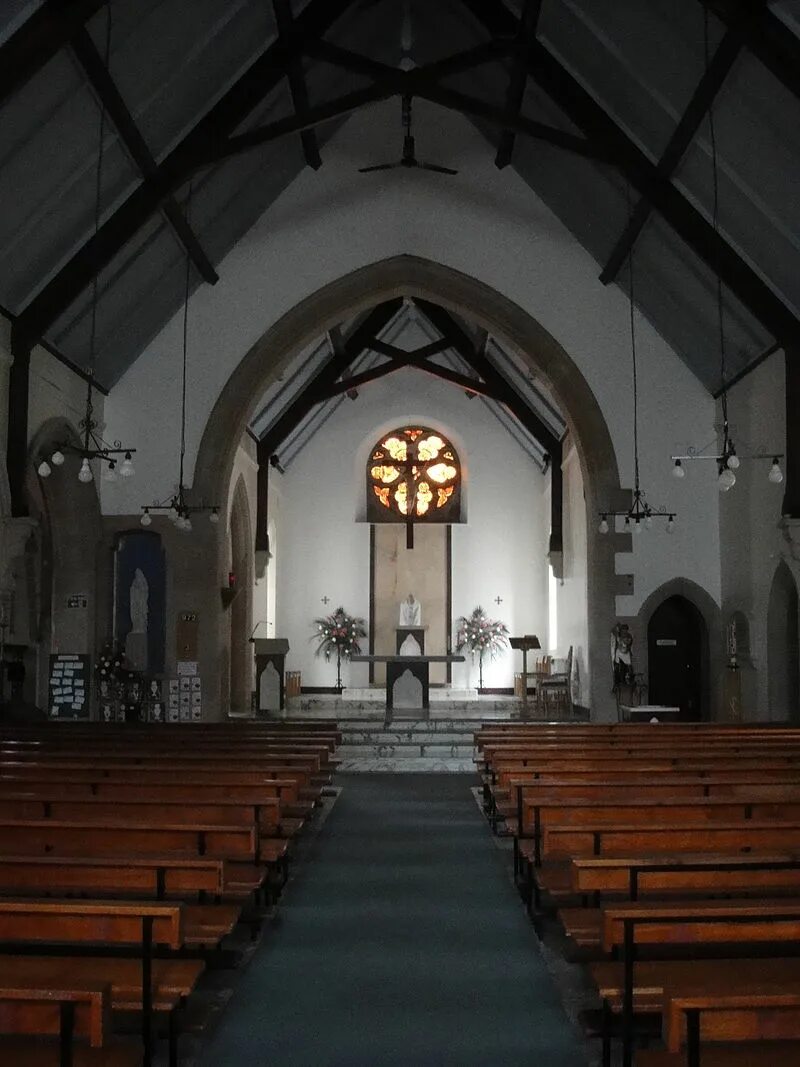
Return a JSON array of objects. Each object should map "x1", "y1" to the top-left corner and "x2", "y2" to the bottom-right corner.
[
  {"x1": 36, "y1": 6, "x2": 135, "y2": 487},
  {"x1": 598, "y1": 490, "x2": 675, "y2": 536},
  {"x1": 671, "y1": 433, "x2": 784, "y2": 491}
]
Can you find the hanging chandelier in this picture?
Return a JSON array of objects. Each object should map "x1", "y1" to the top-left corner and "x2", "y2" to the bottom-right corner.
[
  {"x1": 670, "y1": 9, "x2": 782, "y2": 494},
  {"x1": 36, "y1": 4, "x2": 135, "y2": 486},
  {"x1": 139, "y1": 184, "x2": 219, "y2": 533},
  {"x1": 599, "y1": 189, "x2": 675, "y2": 536}
]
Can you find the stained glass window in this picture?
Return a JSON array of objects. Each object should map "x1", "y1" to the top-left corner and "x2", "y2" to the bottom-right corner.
[{"x1": 366, "y1": 426, "x2": 461, "y2": 523}]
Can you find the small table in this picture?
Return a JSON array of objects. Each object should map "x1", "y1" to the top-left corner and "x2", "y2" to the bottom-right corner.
[
  {"x1": 350, "y1": 654, "x2": 464, "y2": 716},
  {"x1": 619, "y1": 704, "x2": 681, "y2": 723}
]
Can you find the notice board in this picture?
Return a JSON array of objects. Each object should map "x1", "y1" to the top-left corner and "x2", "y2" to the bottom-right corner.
[{"x1": 48, "y1": 654, "x2": 91, "y2": 719}]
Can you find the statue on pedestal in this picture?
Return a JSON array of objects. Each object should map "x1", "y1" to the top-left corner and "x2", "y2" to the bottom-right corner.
[
  {"x1": 610, "y1": 622, "x2": 634, "y2": 690},
  {"x1": 125, "y1": 568, "x2": 149, "y2": 672},
  {"x1": 399, "y1": 593, "x2": 421, "y2": 627}
]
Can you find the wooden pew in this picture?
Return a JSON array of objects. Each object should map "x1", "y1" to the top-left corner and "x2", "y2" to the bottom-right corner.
[
  {"x1": 589, "y1": 900, "x2": 800, "y2": 1067},
  {"x1": 0, "y1": 981, "x2": 143, "y2": 1066},
  {"x1": 642, "y1": 988, "x2": 800, "y2": 1065},
  {"x1": 0, "y1": 899, "x2": 204, "y2": 1066}
]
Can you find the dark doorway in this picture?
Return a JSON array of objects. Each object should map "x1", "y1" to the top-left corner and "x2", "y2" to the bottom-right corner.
[
  {"x1": 648, "y1": 595, "x2": 707, "y2": 720},
  {"x1": 768, "y1": 562, "x2": 800, "y2": 721}
]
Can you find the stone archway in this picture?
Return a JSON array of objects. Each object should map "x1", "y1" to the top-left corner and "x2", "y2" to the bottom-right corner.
[
  {"x1": 767, "y1": 561, "x2": 800, "y2": 721},
  {"x1": 228, "y1": 476, "x2": 254, "y2": 716},
  {"x1": 635, "y1": 578, "x2": 722, "y2": 720},
  {"x1": 192, "y1": 256, "x2": 624, "y2": 719}
]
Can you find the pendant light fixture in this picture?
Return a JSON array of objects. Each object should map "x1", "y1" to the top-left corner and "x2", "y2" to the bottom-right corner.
[
  {"x1": 599, "y1": 187, "x2": 675, "y2": 536},
  {"x1": 670, "y1": 9, "x2": 782, "y2": 492},
  {"x1": 139, "y1": 183, "x2": 219, "y2": 531},
  {"x1": 36, "y1": 3, "x2": 136, "y2": 485}
]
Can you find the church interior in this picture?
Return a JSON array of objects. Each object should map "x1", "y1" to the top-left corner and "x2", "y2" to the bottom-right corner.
[{"x1": 0, "y1": 0, "x2": 799, "y2": 1063}]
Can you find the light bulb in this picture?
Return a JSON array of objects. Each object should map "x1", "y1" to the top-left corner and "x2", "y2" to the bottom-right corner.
[
  {"x1": 727, "y1": 453, "x2": 740, "y2": 470},
  {"x1": 169, "y1": 508, "x2": 180, "y2": 525},
  {"x1": 718, "y1": 467, "x2": 736, "y2": 491},
  {"x1": 140, "y1": 510, "x2": 152, "y2": 527},
  {"x1": 633, "y1": 518, "x2": 643, "y2": 534},
  {"x1": 51, "y1": 450, "x2": 65, "y2": 467},
  {"x1": 666, "y1": 515, "x2": 675, "y2": 534},
  {"x1": 598, "y1": 516, "x2": 609, "y2": 535},
  {"x1": 645, "y1": 514, "x2": 653, "y2": 530},
  {"x1": 672, "y1": 460, "x2": 685, "y2": 479},
  {"x1": 119, "y1": 452, "x2": 135, "y2": 478},
  {"x1": 78, "y1": 458, "x2": 93, "y2": 483},
  {"x1": 769, "y1": 459, "x2": 784, "y2": 485},
  {"x1": 102, "y1": 461, "x2": 117, "y2": 483},
  {"x1": 184, "y1": 517, "x2": 193, "y2": 532},
  {"x1": 37, "y1": 460, "x2": 52, "y2": 478},
  {"x1": 209, "y1": 509, "x2": 220, "y2": 525}
]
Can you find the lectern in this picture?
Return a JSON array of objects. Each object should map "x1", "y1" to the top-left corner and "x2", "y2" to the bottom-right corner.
[
  {"x1": 252, "y1": 637, "x2": 290, "y2": 714},
  {"x1": 509, "y1": 634, "x2": 541, "y2": 717}
]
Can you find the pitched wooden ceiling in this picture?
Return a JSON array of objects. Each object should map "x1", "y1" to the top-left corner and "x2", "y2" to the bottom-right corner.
[{"x1": 1, "y1": 0, "x2": 798, "y2": 394}]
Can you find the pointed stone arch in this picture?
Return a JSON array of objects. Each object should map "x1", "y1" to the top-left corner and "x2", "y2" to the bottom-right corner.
[
  {"x1": 767, "y1": 560, "x2": 800, "y2": 721},
  {"x1": 193, "y1": 255, "x2": 624, "y2": 718}
]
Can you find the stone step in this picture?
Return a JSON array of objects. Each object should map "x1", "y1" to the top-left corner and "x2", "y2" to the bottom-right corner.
[
  {"x1": 338, "y1": 732, "x2": 475, "y2": 747},
  {"x1": 337, "y1": 743, "x2": 476, "y2": 760}
]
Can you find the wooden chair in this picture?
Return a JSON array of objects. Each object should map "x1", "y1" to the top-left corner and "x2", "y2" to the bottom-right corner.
[{"x1": 537, "y1": 646, "x2": 573, "y2": 718}]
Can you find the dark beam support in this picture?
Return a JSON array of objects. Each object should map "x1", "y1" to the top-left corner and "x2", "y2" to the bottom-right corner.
[
  {"x1": 495, "y1": 0, "x2": 542, "y2": 169},
  {"x1": 699, "y1": 0, "x2": 800, "y2": 105},
  {"x1": 13, "y1": 0, "x2": 356, "y2": 348},
  {"x1": 600, "y1": 28, "x2": 742, "y2": 284},
  {"x1": 6, "y1": 327, "x2": 32, "y2": 517},
  {"x1": 70, "y1": 26, "x2": 218, "y2": 284},
  {"x1": 783, "y1": 348, "x2": 800, "y2": 519},
  {"x1": 273, "y1": 0, "x2": 322, "y2": 169},
  {"x1": 367, "y1": 338, "x2": 451, "y2": 362},
  {"x1": 461, "y1": 0, "x2": 800, "y2": 349},
  {"x1": 549, "y1": 454, "x2": 563, "y2": 556},
  {"x1": 260, "y1": 300, "x2": 402, "y2": 456},
  {"x1": 304, "y1": 37, "x2": 509, "y2": 84},
  {"x1": 256, "y1": 439, "x2": 270, "y2": 552},
  {"x1": 415, "y1": 299, "x2": 560, "y2": 458},
  {"x1": 313, "y1": 356, "x2": 416, "y2": 400},
  {"x1": 0, "y1": 0, "x2": 106, "y2": 106}
]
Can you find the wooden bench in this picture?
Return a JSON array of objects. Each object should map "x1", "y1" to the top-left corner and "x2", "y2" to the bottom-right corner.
[
  {"x1": 589, "y1": 900, "x2": 800, "y2": 1067},
  {"x1": 0, "y1": 899, "x2": 204, "y2": 1066},
  {"x1": 0, "y1": 981, "x2": 142, "y2": 1066}
]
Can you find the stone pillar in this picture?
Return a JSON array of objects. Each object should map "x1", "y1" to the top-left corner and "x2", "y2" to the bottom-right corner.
[
  {"x1": 0, "y1": 321, "x2": 11, "y2": 517},
  {"x1": 783, "y1": 348, "x2": 800, "y2": 519}
]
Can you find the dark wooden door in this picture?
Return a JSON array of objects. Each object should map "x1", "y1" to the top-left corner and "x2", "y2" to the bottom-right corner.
[{"x1": 648, "y1": 596, "x2": 705, "y2": 720}]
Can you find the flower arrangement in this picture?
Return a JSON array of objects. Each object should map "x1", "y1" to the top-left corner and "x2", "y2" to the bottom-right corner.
[
  {"x1": 455, "y1": 606, "x2": 509, "y2": 688},
  {"x1": 312, "y1": 607, "x2": 367, "y2": 689}
]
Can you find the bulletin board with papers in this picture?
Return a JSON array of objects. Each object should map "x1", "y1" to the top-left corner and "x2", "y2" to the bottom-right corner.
[{"x1": 48, "y1": 654, "x2": 91, "y2": 719}]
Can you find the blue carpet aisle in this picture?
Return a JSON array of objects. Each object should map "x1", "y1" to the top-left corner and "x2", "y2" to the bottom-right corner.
[{"x1": 196, "y1": 773, "x2": 588, "y2": 1066}]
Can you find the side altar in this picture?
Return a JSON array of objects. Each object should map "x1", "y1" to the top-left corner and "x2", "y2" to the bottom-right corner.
[
  {"x1": 350, "y1": 654, "x2": 464, "y2": 715},
  {"x1": 252, "y1": 635, "x2": 290, "y2": 713}
]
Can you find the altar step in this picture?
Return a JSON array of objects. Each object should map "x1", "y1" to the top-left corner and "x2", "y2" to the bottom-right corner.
[{"x1": 329, "y1": 718, "x2": 482, "y2": 772}]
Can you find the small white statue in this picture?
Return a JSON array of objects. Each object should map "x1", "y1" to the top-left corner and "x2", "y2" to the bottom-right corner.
[
  {"x1": 130, "y1": 568, "x2": 149, "y2": 634},
  {"x1": 399, "y1": 593, "x2": 421, "y2": 627}
]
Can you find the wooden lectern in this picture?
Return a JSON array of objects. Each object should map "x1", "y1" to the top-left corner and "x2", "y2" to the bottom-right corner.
[
  {"x1": 509, "y1": 634, "x2": 541, "y2": 718},
  {"x1": 252, "y1": 638, "x2": 290, "y2": 715}
]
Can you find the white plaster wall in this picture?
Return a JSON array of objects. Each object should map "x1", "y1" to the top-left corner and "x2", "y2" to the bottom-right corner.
[
  {"x1": 718, "y1": 351, "x2": 793, "y2": 719},
  {"x1": 104, "y1": 98, "x2": 720, "y2": 615},
  {"x1": 275, "y1": 366, "x2": 548, "y2": 688},
  {"x1": 557, "y1": 439, "x2": 590, "y2": 707},
  {"x1": 28, "y1": 346, "x2": 105, "y2": 450}
]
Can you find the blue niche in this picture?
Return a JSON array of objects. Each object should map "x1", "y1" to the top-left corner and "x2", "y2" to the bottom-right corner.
[{"x1": 114, "y1": 531, "x2": 166, "y2": 675}]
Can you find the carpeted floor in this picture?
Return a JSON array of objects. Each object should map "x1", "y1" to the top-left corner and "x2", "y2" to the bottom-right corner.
[{"x1": 196, "y1": 773, "x2": 588, "y2": 1066}]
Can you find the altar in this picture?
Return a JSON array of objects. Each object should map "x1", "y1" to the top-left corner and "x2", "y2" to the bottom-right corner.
[{"x1": 350, "y1": 654, "x2": 465, "y2": 715}]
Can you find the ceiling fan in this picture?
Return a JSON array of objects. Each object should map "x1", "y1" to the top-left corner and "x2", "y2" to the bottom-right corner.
[
  {"x1": 358, "y1": 2, "x2": 458, "y2": 177},
  {"x1": 359, "y1": 95, "x2": 459, "y2": 176}
]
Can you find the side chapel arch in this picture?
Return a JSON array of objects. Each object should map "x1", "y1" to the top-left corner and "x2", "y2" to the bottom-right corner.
[
  {"x1": 193, "y1": 255, "x2": 623, "y2": 719},
  {"x1": 228, "y1": 476, "x2": 254, "y2": 716}
]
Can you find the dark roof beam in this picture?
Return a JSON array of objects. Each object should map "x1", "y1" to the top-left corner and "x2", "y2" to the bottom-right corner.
[
  {"x1": 459, "y1": 0, "x2": 800, "y2": 349},
  {"x1": 70, "y1": 26, "x2": 218, "y2": 285},
  {"x1": 414, "y1": 298, "x2": 561, "y2": 458},
  {"x1": 600, "y1": 27, "x2": 742, "y2": 284},
  {"x1": 495, "y1": 0, "x2": 543, "y2": 169},
  {"x1": 699, "y1": 0, "x2": 800, "y2": 105},
  {"x1": 259, "y1": 299, "x2": 403, "y2": 455},
  {"x1": 272, "y1": 0, "x2": 322, "y2": 169},
  {"x1": 13, "y1": 0, "x2": 357, "y2": 349},
  {"x1": 0, "y1": 0, "x2": 106, "y2": 106}
]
